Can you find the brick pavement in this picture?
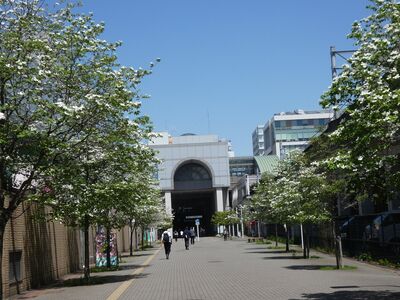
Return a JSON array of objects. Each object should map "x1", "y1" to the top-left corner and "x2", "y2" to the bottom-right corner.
[
  {"x1": 118, "y1": 238, "x2": 400, "y2": 300},
  {"x1": 13, "y1": 246, "x2": 161, "y2": 300},
  {"x1": 15, "y1": 238, "x2": 400, "y2": 299}
]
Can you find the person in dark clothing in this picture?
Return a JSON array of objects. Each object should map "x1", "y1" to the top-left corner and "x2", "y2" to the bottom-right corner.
[
  {"x1": 183, "y1": 227, "x2": 191, "y2": 250},
  {"x1": 161, "y1": 230, "x2": 172, "y2": 259},
  {"x1": 173, "y1": 230, "x2": 179, "y2": 242},
  {"x1": 223, "y1": 228, "x2": 228, "y2": 241},
  {"x1": 190, "y1": 227, "x2": 196, "y2": 245}
]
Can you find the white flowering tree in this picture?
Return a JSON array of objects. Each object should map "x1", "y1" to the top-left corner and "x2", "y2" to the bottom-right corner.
[
  {"x1": 127, "y1": 193, "x2": 164, "y2": 251},
  {"x1": 0, "y1": 0, "x2": 156, "y2": 292},
  {"x1": 211, "y1": 210, "x2": 239, "y2": 236},
  {"x1": 252, "y1": 152, "x2": 334, "y2": 256},
  {"x1": 320, "y1": 0, "x2": 400, "y2": 202}
]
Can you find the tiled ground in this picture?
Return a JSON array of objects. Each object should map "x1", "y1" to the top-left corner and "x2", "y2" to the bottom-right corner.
[{"x1": 21, "y1": 238, "x2": 400, "y2": 300}]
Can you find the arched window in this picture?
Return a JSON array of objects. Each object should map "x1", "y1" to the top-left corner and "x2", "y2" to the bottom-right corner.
[{"x1": 174, "y1": 163, "x2": 212, "y2": 190}]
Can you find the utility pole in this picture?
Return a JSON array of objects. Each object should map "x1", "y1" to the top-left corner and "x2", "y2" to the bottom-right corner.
[{"x1": 330, "y1": 46, "x2": 355, "y2": 119}]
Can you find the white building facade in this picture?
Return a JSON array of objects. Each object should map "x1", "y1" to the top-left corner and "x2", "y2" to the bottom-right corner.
[
  {"x1": 252, "y1": 125, "x2": 265, "y2": 156},
  {"x1": 149, "y1": 133, "x2": 230, "y2": 235},
  {"x1": 259, "y1": 109, "x2": 333, "y2": 159}
]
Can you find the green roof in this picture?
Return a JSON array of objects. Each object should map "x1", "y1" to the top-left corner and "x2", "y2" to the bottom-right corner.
[{"x1": 254, "y1": 155, "x2": 280, "y2": 175}]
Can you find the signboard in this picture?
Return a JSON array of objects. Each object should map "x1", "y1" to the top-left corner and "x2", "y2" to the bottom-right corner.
[
  {"x1": 186, "y1": 215, "x2": 203, "y2": 220},
  {"x1": 96, "y1": 228, "x2": 118, "y2": 267},
  {"x1": 195, "y1": 219, "x2": 200, "y2": 226}
]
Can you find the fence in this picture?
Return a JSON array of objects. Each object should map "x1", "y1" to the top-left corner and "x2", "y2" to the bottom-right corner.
[{"x1": 263, "y1": 213, "x2": 400, "y2": 264}]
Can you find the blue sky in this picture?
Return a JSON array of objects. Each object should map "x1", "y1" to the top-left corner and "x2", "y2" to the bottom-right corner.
[{"x1": 80, "y1": 0, "x2": 370, "y2": 156}]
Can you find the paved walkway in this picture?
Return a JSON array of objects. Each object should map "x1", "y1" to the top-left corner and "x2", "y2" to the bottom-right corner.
[{"x1": 16, "y1": 238, "x2": 400, "y2": 300}]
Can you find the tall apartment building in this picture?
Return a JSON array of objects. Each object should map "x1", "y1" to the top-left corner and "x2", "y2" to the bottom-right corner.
[
  {"x1": 252, "y1": 125, "x2": 264, "y2": 156},
  {"x1": 254, "y1": 109, "x2": 333, "y2": 159}
]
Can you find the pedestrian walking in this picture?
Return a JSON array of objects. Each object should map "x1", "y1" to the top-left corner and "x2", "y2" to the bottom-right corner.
[
  {"x1": 190, "y1": 227, "x2": 196, "y2": 245},
  {"x1": 173, "y1": 230, "x2": 179, "y2": 242},
  {"x1": 180, "y1": 230, "x2": 183, "y2": 239},
  {"x1": 183, "y1": 227, "x2": 191, "y2": 250},
  {"x1": 223, "y1": 228, "x2": 228, "y2": 241},
  {"x1": 161, "y1": 230, "x2": 172, "y2": 259}
]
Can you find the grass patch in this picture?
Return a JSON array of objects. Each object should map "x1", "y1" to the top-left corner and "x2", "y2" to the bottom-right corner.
[
  {"x1": 62, "y1": 277, "x2": 106, "y2": 287},
  {"x1": 319, "y1": 265, "x2": 357, "y2": 271},
  {"x1": 256, "y1": 240, "x2": 272, "y2": 245},
  {"x1": 90, "y1": 265, "x2": 120, "y2": 273},
  {"x1": 310, "y1": 255, "x2": 321, "y2": 259},
  {"x1": 267, "y1": 246, "x2": 286, "y2": 250}
]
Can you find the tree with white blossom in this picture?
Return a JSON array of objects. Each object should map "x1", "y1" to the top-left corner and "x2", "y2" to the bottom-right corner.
[
  {"x1": 320, "y1": 0, "x2": 400, "y2": 203},
  {"x1": 0, "y1": 0, "x2": 157, "y2": 294},
  {"x1": 252, "y1": 152, "x2": 336, "y2": 256}
]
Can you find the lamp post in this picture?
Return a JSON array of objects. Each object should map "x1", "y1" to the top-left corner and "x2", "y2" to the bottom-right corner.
[
  {"x1": 235, "y1": 207, "x2": 240, "y2": 237},
  {"x1": 238, "y1": 205, "x2": 244, "y2": 238}
]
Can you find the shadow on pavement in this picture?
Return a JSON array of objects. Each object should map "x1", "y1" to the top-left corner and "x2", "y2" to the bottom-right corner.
[
  {"x1": 246, "y1": 250, "x2": 292, "y2": 255},
  {"x1": 285, "y1": 265, "x2": 336, "y2": 270},
  {"x1": 121, "y1": 253, "x2": 152, "y2": 258},
  {"x1": 118, "y1": 264, "x2": 146, "y2": 270},
  {"x1": 59, "y1": 273, "x2": 149, "y2": 288},
  {"x1": 245, "y1": 247, "x2": 268, "y2": 251},
  {"x1": 292, "y1": 290, "x2": 400, "y2": 299},
  {"x1": 262, "y1": 256, "x2": 304, "y2": 260},
  {"x1": 96, "y1": 273, "x2": 149, "y2": 284}
]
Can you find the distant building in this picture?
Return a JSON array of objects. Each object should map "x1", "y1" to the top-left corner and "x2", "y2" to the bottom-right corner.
[
  {"x1": 252, "y1": 125, "x2": 265, "y2": 156},
  {"x1": 255, "y1": 109, "x2": 333, "y2": 159},
  {"x1": 149, "y1": 132, "x2": 230, "y2": 235},
  {"x1": 229, "y1": 155, "x2": 279, "y2": 208},
  {"x1": 229, "y1": 156, "x2": 257, "y2": 178}
]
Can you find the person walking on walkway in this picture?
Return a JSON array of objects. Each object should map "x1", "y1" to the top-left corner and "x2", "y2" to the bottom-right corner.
[
  {"x1": 161, "y1": 230, "x2": 172, "y2": 259},
  {"x1": 183, "y1": 227, "x2": 191, "y2": 250},
  {"x1": 190, "y1": 227, "x2": 196, "y2": 245},
  {"x1": 223, "y1": 228, "x2": 228, "y2": 241},
  {"x1": 173, "y1": 230, "x2": 179, "y2": 242}
]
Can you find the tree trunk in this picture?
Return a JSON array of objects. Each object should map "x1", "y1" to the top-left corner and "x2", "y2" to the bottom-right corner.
[
  {"x1": 332, "y1": 220, "x2": 342, "y2": 269},
  {"x1": 0, "y1": 218, "x2": 7, "y2": 300},
  {"x1": 306, "y1": 226, "x2": 310, "y2": 259},
  {"x1": 285, "y1": 226, "x2": 290, "y2": 252},
  {"x1": 141, "y1": 228, "x2": 145, "y2": 251},
  {"x1": 275, "y1": 224, "x2": 278, "y2": 247},
  {"x1": 303, "y1": 226, "x2": 307, "y2": 259},
  {"x1": 134, "y1": 227, "x2": 139, "y2": 251},
  {"x1": 83, "y1": 215, "x2": 90, "y2": 280},
  {"x1": 129, "y1": 224, "x2": 133, "y2": 256},
  {"x1": 106, "y1": 227, "x2": 111, "y2": 268}
]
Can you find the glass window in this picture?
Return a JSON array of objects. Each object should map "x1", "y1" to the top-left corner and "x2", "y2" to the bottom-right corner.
[{"x1": 319, "y1": 118, "x2": 330, "y2": 125}]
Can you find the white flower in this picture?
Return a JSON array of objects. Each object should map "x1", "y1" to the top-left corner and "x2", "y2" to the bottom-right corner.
[{"x1": 0, "y1": 112, "x2": 5, "y2": 120}]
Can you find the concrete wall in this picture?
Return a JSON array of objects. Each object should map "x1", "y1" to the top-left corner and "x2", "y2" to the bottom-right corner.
[
  {"x1": 150, "y1": 135, "x2": 230, "y2": 191},
  {"x1": 1, "y1": 200, "x2": 135, "y2": 299}
]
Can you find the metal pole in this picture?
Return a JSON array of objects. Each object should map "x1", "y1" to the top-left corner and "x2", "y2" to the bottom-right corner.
[
  {"x1": 257, "y1": 221, "x2": 261, "y2": 238},
  {"x1": 240, "y1": 206, "x2": 244, "y2": 237},
  {"x1": 235, "y1": 208, "x2": 240, "y2": 237},
  {"x1": 330, "y1": 46, "x2": 337, "y2": 80},
  {"x1": 330, "y1": 46, "x2": 338, "y2": 119},
  {"x1": 196, "y1": 224, "x2": 200, "y2": 242},
  {"x1": 300, "y1": 223, "x2": 304, "y2": 249}
]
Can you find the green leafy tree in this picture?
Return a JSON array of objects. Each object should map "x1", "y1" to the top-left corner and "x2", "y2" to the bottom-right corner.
[
  {"x1": 320, "y1": 0, "x2": 400, "y2": 203},
  {"x1": 0, "y1": 0, "x2": 156, "y2": 292},
  {"x1": 211, "y1": 210, "x2": 238, "y2": 232},
  {"x1": 128, "y1": 193, "x2": 164, "y2": 250},
  {"x1": 252, "y1": 152, "x2": 336, "y2": 255}
]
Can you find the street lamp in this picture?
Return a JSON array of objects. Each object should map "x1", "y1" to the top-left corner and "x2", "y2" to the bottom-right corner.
[{"x1": 238, "y1": 204, "x2": 244, "y2": 238}]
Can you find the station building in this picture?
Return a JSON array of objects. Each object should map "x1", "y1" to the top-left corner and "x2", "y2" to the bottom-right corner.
[{"x1": 149, "y1": 133, "x2": 230, "y2": 235}]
